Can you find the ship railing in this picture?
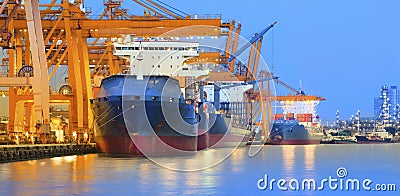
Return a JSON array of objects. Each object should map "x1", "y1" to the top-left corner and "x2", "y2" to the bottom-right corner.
[{"x1": 189, "y1": 14, "x2": 221, "y2": 19}]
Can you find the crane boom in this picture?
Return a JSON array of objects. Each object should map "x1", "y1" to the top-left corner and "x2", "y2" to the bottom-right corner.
[
  {"x1": 274, "y1": 78, "x2": 302, "y2": 95},
  {"x1": 227, "y1": 21, "x2": 277, "y2": 63}
]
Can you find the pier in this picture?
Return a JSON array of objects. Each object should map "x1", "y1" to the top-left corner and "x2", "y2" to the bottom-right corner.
[{"x1": 0, "y1": 144, "x2": 97, "y2": 163}]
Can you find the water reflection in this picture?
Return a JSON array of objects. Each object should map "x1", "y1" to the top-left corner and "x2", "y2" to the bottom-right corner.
[
  {"x1": 281, "y1": 144, "x2": 317, "y2": 187},
  {"x1": 282, "y1": 145, "x2": 296, "y2": 175},
  {"x1": 0, "y1": 145, "x2": 399, "y2": 195},
  {"x1": 1, "y1": 154, "x2": 95, "y2": 195},
  {"x1": 303, "y1": 145, "x2": 316, "y2": 173},
  {"x1": 229, "y1": 148, "x2": 245, "y2": 172},
  {"x1": 137, "y1": 161, "x2": 152, "y2": 188}
]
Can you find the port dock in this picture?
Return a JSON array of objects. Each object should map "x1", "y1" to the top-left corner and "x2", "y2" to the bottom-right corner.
[{"x1": 0, "y1": 144, "x2": 97, "y2": 163}]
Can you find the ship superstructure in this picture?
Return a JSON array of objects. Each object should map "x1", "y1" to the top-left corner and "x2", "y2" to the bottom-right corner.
[{"x1": 114, "y1": 38, "x2": 207, "y2": 78}]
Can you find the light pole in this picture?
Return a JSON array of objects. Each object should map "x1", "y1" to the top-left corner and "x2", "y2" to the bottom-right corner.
[
  {"x1": 335, "y1": 110, "x2": 340, "y2": 129},
  {"x1": 351, "y1": 115, "x2": 354, "y2": 131},
  {"x1": 356, "y1": 110, "x2": 361, "y2": 134}
]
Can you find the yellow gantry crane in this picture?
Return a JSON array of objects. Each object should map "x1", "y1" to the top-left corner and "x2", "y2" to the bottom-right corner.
[{"x1": 0, "y1": 0, "x2": 235, "y2": 142}]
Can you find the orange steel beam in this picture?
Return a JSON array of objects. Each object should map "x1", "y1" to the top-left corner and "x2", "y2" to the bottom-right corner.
[
  {"x1": 45, "y1": 52, "x2": 122, "y2": 60},
  {"x1": 90, "y1": 37, "x2": 100, "y2": 46},
  {"x1": 15, "y1": 32, "x2": 23, "y2": 70},
  {"x1": 262, "y1": 81, "x2": 273, "y2": 137},
  {"x1": 106, "y1": 45, "x2": 115, "y2": 75},
  {"x1": 7, "y1": 3, "x2": 16, "y2": 132},
  {"x1": 1, "y1": 19, "x2": 223, "y2": 31},
  {"x1": 49, "y1": 49, "x2": 68, "y2": 80},
  {"x1": 251, "y1": 38, "x2": 263, "y2": 80},
  {"x1": 43, "y1": 0, "x2": 56, "y2": 11},
  {"x1": 77, "y1": 30, "x2": 93, "y2": 130},
  {"x1": 93, "y1": 25, "x2": 222, "y2": 37},
  {"x1": 47, "y1": 39, "x2": 67, "y2": 68},
  {"x1": 99, "y1": 60, "x2": 110, "y2": 76},
  {"x1": 0, "y1": 77, "x2": 31, "y2": 86},
  {"x1": 44, "y1": 13, "x2": 63, "y2": 44},
  {"x1": 0, "y1": 0, "x2": 9, "y2": 15},
  {"x1": 91, "y1": 49, "x2": 107, "y2": 77},
  {"x1": 40, "y1": 0, "x2": 57, "y2": 19},
  {"x1": 1, "y1": 1, "x2": 19, "y2": 40},
  {"x1": 87, "y1": 45, "x2": 107, "y2": 50},
  {"x1": 229, "y1": 23, "x2": 241, "y2": 72},
  {"x1": 45, "y1": 31, "x2": 64, "y2": 58},
  {"x1": 95, "y1": 64, "x2": 109, "y2": 77},
  {"x1": 11, "y1": 94, "x2": 74, "y2": 104},
  {"x1": 184, "y1": 52, "x2": 221, "y2": 64},
  {"x1": 98, "y1": 7, "x2": 108, "y2": 20},
  {"x1": 63, "y1": 0, "x2": 84, "y2": 130},
  {"x1": 38, "y1": 4, "x2": 63, "y2": 8},
  {"x1": 24, "y1": 102, "x2": 33, "y2": 132},
  {"x1": 246, "y1": 42, "x2": 257, "y2": 79},
  {"x1": 224, "y1": 20, "x2": 234, "y2": 58}
]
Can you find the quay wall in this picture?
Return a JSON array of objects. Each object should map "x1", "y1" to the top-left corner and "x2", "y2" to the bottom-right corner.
[{"x1": 0, "y1": 144, "x2": 97, "y2": 163}]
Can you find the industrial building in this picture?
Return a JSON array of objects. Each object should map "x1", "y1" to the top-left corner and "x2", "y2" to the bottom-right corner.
[{"x1": 374, "y1": 85, "x2": 400, "y2": 127}]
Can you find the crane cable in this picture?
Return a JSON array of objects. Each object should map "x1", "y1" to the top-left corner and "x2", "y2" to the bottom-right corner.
[
  {"x1": 135, "y1": 0, "x2": 174, "y2": 19},
  {"x1": 137, "y1": 0, "x2": 185, "y2": 19},
  {"x1": 153, "y1": 0, "x2": 188, "y2": 17},
  {"x1": 271, "y1": 28, "x2": 275, "y2": 70},
  {"x1": 148, "y1": 0, "x2": 185, "y2": 18}
]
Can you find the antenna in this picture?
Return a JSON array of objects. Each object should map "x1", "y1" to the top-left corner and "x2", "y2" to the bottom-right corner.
[
  {"x1": 299, "y1": 80, "x2": 303, "y2": 92},
  {"x1": 298, "y1": 80, "x2": 305, "y2": 95}
]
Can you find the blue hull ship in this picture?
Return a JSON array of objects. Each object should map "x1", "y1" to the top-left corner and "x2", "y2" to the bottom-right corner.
[
  {"x1": 267, "y1": 120, "x2": 323, "y2": 145},
  {"x1": 91, "y1": 75, "x2": 198, "y2": 156}
]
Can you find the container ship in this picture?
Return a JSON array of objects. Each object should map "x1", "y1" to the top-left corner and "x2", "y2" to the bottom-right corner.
[
  {"x1": 91, "y1": 38, "x2": 211, "y2": 155},
  {"x1": 267, "y1": 120, "x2": 323, "y2": 145},
  {"x1": 265, "y1": 95, "x2": 325, "y2": 145}
]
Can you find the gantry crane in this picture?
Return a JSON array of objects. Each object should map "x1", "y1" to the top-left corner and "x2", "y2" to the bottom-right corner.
[
  {"x1": 0, "y1": 0, "x2": 235, "y2": 142},
  {"x1": 192, "y1": 22, "x2": 277, "y2": 138}
]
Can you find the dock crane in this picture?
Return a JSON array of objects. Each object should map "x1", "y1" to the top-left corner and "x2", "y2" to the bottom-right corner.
[
  {"x1": 206, "y1": 22, "x2": 277, "y2": 110},
  {"x1": 273, "y1": 78, "x2": 304, "y2": 95},
  {"x1": 194, "y1": 22, "x2": 278, "y2": 144},
  {"x1": 0, "y1": 0, "x2": 234, "y2": 143},
  {"x1": 226, "y1": 21, "x2": 277, "y2": 81}
]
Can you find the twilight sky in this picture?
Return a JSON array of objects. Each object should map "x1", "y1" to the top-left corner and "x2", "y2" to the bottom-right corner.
[
  {"x1": 115, "y1": 0, "x2": 400, "y2": 122},
  {"x1": 2, "y1": 1, "x2": 398, "y2": 123}
]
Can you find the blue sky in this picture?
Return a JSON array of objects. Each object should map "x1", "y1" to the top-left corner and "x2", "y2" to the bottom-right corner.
[{"x1": 115, "y1": 0, "x2": 400, "y2": 122}]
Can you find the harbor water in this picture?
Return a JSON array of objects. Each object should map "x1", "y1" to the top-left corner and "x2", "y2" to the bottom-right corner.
[{"x1": 0, "y1": 144, "x2": 399, "y2": 195}]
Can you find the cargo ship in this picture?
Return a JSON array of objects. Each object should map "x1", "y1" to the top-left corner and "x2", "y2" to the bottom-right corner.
[
  {"x1": 202, "y1": 81, "x2": 254, "y2": 147},
  {"x1": 355, "y1": 130, "x2": 393, "y2": 144},
  {"x1": 267, "y1": 120, "x2": 323, "y2": 145},
  {"x1": 265, "y1": 95, "x2": 325, "y2": 145},
  {"x1": 91, "y1": 38, "x2": 211, "y2": 155}
]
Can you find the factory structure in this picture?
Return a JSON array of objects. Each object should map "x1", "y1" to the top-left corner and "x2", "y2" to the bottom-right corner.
[
  {"x1": 334, "y1": 85, "x2": 400, "y2": 133},
  {"x1": 374, "y1": 85, "x2": 400, "y2": 128}
]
